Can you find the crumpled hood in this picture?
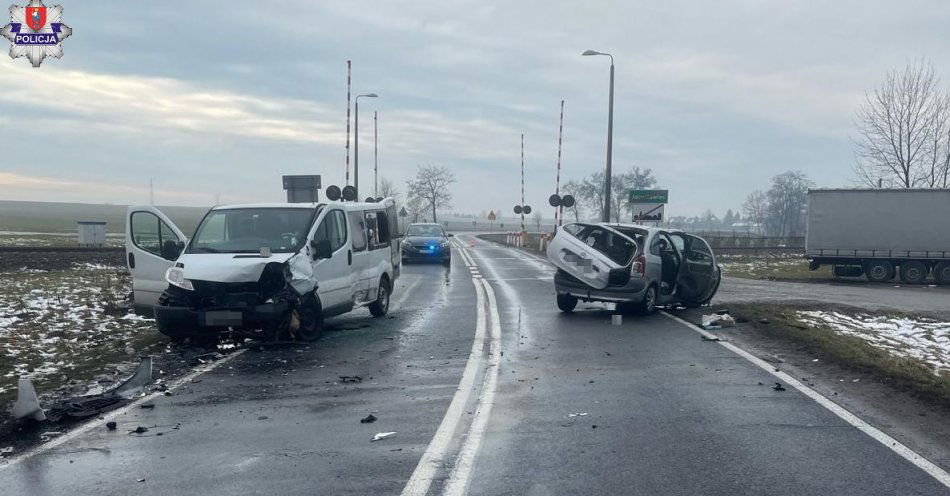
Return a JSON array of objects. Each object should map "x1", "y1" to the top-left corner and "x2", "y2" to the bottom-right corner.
[{"x1": 177, "y1": 252, "x2": 296, "y2": 283}]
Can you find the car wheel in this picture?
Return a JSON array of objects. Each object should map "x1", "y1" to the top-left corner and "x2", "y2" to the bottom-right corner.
[
  {"x1": 899, "y1": 260, "x2": 928, "y2": 285},
  {"x1": 369, "y1": 278, "x2": 391, "y2": 317},
  {"x1": 295, "y1": 294, "x2": 323, "y2": 341},
  {"x1": 556, "y1": 293, "x2": 577, "y2": 312},
  {"x1": 934, "y1": 261, "x2": 950, "y2": 285},
  {"x1": 864, "y1": 260, "x2": 894, "y2": 282},
  {"x1": 636, "y1": 285, "x2": 658, "y2": 315}
]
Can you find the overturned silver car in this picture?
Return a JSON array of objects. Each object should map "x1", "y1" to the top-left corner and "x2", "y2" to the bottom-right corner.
[{"x1": 546, "y1": 223, "x2": 720, "y2": 314}]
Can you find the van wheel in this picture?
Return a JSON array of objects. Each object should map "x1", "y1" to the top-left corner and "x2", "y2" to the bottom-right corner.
[
  {"x1": 864, "y1": 260, "x2": 894, "y2": 282},
  {"x1": 295, "y1": 294, "x2": 323, "y2": 341},
  {"x1": 556, "y1": 293, "x2": 578, "y2": 312},
  {"x1": 899, "y1": 261, "x2": 928, "y2": 285},
  {"x1": 369, "y1": 278, "x2": 390, "y2": 317},
  {"x1": 636, "y1": 285, "x2": 658, "y2": 315},
  {"x1": 935, "y1": 261, "x2": 950, "y2": 285}
]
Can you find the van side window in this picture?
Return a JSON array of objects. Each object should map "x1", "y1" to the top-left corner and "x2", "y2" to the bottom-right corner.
[
  {"x1": 348, "y1": 211, "x2": 367, "y2": 252},
  {"x1": 131, "y1": 211, "x2": 181, "y2": 261},
  {"x1": 365, "y1": 212, "x2": 380, "y2": 248},
  {"x1": 313, "y1": 210, "x2": 347, "y2": 254},
  {"x1": 327, "y1": 210, "x2": 347, "y2": 251},
  {"x1": 376, "y1": 211, "x2": 391, "y2": 245}
]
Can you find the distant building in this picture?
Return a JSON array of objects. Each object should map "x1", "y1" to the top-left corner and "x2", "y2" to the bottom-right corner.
[{"x1": 77, "y1": 221, "x2": 107, "y2": 247}]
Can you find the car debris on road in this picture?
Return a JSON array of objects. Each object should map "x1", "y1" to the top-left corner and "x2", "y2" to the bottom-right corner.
[
  {"x1": 360, "y1": 414, "x2": 377, "y2": 424},
  {"x1": 371, "y1": 432, "x2": 397, "y2": 442}
]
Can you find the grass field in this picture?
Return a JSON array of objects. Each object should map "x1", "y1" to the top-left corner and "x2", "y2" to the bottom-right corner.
[
  {"x1": 0, "y1": 262, "x2": 167, "y2": 408},
  {"x1": 720, "y1": 303, "x2": 950, "y2": 406},
  {"x1": 718, "y1": 253, "x2": 831, "y2": 281},
  {"x1": 0, "y1": 200, "x2": 208, "y2": 235}
]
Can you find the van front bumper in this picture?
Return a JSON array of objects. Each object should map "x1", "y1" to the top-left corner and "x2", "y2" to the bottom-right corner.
[
  {"x1": 553, "y1": 270, "x2": 648, "y2": 303},
  {"x1": 154, "y1": 302, "x2": 289, "y2": 336}
]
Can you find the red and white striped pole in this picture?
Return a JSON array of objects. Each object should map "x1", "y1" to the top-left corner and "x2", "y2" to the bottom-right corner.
[
  {"x1": 345, "y1": 60, "x2": 352, "y2": 186},
  {"x1": 555, "y1": 99, "x2": 564, "y2": 229},
  {"x1": 520, "y1": 133, "x2": 525, "y2": 235}
]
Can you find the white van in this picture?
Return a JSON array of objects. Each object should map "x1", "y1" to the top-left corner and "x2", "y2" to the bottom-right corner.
[{"x1": 125, "y1": 199, "x2": 400, "y2": 342}]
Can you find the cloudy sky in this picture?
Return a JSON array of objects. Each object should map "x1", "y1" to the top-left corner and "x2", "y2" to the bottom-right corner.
[{"x1": 2, "y1": 1, "x2": 950, "y2": 217}]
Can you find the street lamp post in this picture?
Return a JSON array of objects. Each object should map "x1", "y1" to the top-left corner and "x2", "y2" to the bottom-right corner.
[
  {"x1": 582, "y1": 49, "x2": 614, "y2": 222},
  {"x1": 354, "y1": 93, "x2": 378, "y2": 199}
]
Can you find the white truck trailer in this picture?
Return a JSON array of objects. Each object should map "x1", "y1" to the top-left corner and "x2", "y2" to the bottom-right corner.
[{"x1": 805, "y1": 189, "x2": 950, "y2": 284}]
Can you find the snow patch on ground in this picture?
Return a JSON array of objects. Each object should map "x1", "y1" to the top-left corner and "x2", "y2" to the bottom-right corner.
[{"x1": 796, "y1": 310, "x2": 950, "y2": 375}]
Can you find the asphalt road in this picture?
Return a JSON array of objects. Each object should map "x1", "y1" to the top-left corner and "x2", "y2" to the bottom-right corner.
[{"x1": 0, "y1": 235, "x2": 947, "y2": 495}]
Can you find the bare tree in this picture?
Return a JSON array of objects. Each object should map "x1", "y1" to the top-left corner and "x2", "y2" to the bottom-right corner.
[
  {"x1": 405, "y1": 165, "x2": 455, "y2": 223},
  {"x1": 578, "y1": 167, "x2": 657, "y2": 222},
  {"x1": 532, "y1": 211, "x2": 543, "y2": 232},
  {"x1": 559, "y1": 180, "x2": 584, "y2": 222},
  {"x1": 854, "y1": 61, "x2": 950, "y2": 188},
  {"x1": 378, "y1": 176, "x2": 400, "y2": 202},
  {"x1": 742, "y1": 190, "x2": 767, "y2": 235},
  {"x1": 765, "y1": 171, "x2": 813, "y2": 237}
]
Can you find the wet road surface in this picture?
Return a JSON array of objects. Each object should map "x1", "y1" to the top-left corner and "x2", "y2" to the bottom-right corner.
[{"x1": 0, "y1": 235, "x2": 947, "y2": 495}]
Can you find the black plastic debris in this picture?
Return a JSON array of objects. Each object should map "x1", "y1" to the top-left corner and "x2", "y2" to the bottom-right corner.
[
  {"x1": 360, "y1": 414, "x2": 377, "y2": 424},
  {"x1": 131, "y1": 426, "x2": 149, "y2": 434},
  {"x1": 140, "y1": 404, "x2": 155, "y2": 409},
  {"x1": 772, "y1": 382, "x2": 786, "y2": 391},
  {"x1": 258, "y1": 416, "x2": 269, "y2": 420},
  {"x1": 106, "y1": 421, "x2": 117, "y2": 431},
  {"x1": 339, "y1": 375, "x2": 363, "y2": 383},
  {"x1": 48, "y1": 395, "x2": 126, "y2": 420}
]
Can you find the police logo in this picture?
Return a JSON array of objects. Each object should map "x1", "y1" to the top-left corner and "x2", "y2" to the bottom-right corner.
[{"x1": 0, "y1": 0, "x2": 71, "y2": 67}]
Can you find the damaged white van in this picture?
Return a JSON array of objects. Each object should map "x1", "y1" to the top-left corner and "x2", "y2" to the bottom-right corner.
[{"x1": 125, "y1": 199, "x2": 400, "y2": 342}]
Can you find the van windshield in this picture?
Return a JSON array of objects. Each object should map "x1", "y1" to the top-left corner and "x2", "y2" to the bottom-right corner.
[{"x1": 187, "y1": 208, "x2": 317, "y2": 254}]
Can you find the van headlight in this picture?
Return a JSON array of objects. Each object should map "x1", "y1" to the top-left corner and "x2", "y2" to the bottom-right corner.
[{"x1": 165, "y1": 266, "x2": 194, "y2": 291}]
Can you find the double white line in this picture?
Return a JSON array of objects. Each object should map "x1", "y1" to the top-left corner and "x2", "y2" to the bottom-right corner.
[{"x1": 401, "y1": 239, "x2": 501, "y2": 496}]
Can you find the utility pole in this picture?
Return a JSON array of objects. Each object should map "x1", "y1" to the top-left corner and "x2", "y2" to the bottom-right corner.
[
  {"x1": 149, "y1": 178, "x2": 154, "y2": 205},
  {"x1": 345, "y1": 60, "x2": 351, "y2": 186},
  {"x1": 582, "y1": 50, "x2": 615, "y2": 222},
  {"x1": 354, "y1": 93, "x2": 378, "y2": 200}
]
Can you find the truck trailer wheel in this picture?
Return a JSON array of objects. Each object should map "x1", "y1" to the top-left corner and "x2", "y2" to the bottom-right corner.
[
  {"x1": 899, "y1": 261, "x2": 928, "y2": 285},
  {"x1": 864, "y1": 261, "x2": 894, "y2": 283},
  {"x1": 934, "y1": 261, "x2": 950, "y2": 285}
]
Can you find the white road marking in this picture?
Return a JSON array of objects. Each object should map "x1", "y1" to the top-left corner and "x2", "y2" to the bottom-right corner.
[
  {"x1": 391, "y1": 275, "x2": 424, "y2": 310},
  {"x1": 443, "y1": 276, "x2": 502, "y2": 496},
  {"x1": 660, "y1": 311, "x2": 950, "y2": 489},
  {"x1": 401, "y1": 245, "x2": 488, "y2": 496},
  {"x1": 0, "y1": 348, "x2": 247, "y2": 469}
]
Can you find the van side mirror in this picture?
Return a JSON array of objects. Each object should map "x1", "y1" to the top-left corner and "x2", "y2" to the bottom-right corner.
[{"x1": 311, "y1": 239, "x2": 333, "y2": 259}]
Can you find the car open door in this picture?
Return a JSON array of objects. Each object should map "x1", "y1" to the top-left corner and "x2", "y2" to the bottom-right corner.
[
  {"x1": 126, "y1": 206, "x2": 188, "y2": 315},
  {"x1": 669, "y1": 233, "x2": 719, "y2": 305},
  {"x1": 546, "y1": 223, "x2": 637, "y2": 290}
]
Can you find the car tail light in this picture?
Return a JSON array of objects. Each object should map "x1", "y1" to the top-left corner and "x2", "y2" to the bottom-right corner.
[{"x1": 632, "y1": 255, "x2": 645, "y2": 277}]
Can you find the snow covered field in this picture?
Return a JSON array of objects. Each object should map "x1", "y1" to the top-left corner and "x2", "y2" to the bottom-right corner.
[
  {"x1": 0, "y1": 262, "x2": 162, "y2": 402},
  {"x1": 797, "y1": 310, "x2": 950, "y2": 375}
]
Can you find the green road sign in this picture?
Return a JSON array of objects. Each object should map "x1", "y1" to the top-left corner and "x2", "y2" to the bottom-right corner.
[{"x1": 629, "y1": 189, "x2": 668, "y2": 203}]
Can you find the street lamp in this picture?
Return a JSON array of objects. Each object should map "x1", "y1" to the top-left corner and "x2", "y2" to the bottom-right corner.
[
  {"x1": 354, "y1": 93, "x2": 378, "y2": 199},
  {"x1": 582, "y1": 49, "x2": 614, "y2": 222}
]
